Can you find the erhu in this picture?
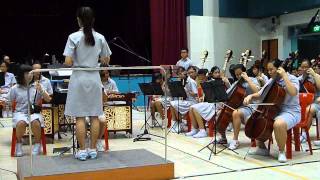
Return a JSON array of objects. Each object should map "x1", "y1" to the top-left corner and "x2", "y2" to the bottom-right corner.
[{"x1": 200, "y1": 50, "x2": 209, "y2": 69}]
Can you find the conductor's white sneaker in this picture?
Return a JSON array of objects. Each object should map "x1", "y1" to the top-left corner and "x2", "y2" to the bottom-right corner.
[
  {"x1": 16, "y1": 143, "x2": 23, "y2": 157},
  {"x1": 32, "y1": 143, "x2": 41, "y2": 155}
]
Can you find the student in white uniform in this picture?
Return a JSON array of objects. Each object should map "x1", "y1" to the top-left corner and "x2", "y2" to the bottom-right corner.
[
  {"x1": 101, "y1": 69, "x2": 119, "y2": 94},
  {"x1": 9, "y1": 65, "x2": 51, "y2": 156},
  {"x1": 252, "y1": 63, "x2": 269, "y2": 87},
  {"x1": 0, "y1": 61, "x2": 17, "y2": 117},
  {"x1": 297, "y1": 60, "x2": 320, "y2": 145},
  {"x1": 0, "y1": 61, "x2": 16, "y2": 95},
  {"x1": 150, "y1": 73, "x2": 172, "y2": 128},
  {"x1": 96, "y1": 67, "x2": 119, "y2": 152},
  {"x1": 169, "y1": 66, "x2": 198, "y2": 132},
  {"x1": 243, "y1": 59, "x2": 301, "y2": 163},
  {"x1": 187, "y1": 66, "x2": 230, "y2": 138},
  {"x1": 32, "y1": 62, "x2": 53, "y2": 102},
  {"x1": 63, "y1": 7, "x2": 111, "y2": 161},
  {"x1": 188, "y1": 65, "x2": 259, "y2": 139},
  {"x1": 176, "y1": 48, "x2": 193, "y2": 70},
  {"x1": 228, "y1": 66, "x2": 265, "y2": 150}
]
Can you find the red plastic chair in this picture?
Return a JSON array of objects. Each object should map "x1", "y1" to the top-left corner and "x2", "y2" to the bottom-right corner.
[
  {"x1": 277, "y1": 93, "x2": 314, "y2": 159},
  {"x1": 10, "y1": 100, "x2": 47, "y2": 157},
  {"x1": 294, "y1": 93, "x2": 314, "y2": 155},
  {"x1": 167, "y1": 109, "x2": 172, "y2": 128},
  {"x1": 11, "y1": 127, "x2": 47, "y2": 157},
  {"x1": 185, "y1": 87, "x2": 205, "y2": 132},
  {"x1": 104, "y1": 126, "x2": 109, "y2": 151},
  {"x1": 207, "y1": 119, "x2": 215, "y2": 137}
]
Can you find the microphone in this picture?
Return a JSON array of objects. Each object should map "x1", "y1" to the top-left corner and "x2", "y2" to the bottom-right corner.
[{"x1": 108, "y1": 37, "x2": 119, "y2": 43}]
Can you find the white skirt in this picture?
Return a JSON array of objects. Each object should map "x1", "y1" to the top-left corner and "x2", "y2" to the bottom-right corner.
[
  {"x1": 192, "y1": 102, "x2": 221, "y2": 121},
  {"x1": 12, "y1": 112, "x2": 44, "y2": 128},
  {"x1": 170, "y1": 100, "x2": 196, "y2": 115},
  {"x1": 154, "y1": 96, "x2": 172, "y2": 109}
]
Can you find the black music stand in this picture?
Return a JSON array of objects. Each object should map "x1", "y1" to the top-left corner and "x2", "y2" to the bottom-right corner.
[
  {"x1": 133, "y1": 83, "x2": 164, "y2": 142},
  {"x1": 198, "y1": 79, "x2": 237, "y2": 160},
  {"x1": 167, "y1": 80, "x2": 187, "y2": 134}
]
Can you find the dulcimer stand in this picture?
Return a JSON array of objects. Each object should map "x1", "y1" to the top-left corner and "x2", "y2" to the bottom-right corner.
[{"x1": 198, "y1": 79, "x2": 238, "y2": 160}]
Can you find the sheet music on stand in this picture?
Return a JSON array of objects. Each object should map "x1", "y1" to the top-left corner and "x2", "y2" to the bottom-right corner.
[
  {"x1": 201, "y1": 78, "x2": 228, "y2": 103},
  {"x1": 166, "y1": 80, "x2": 188, "y2": 134},
  {"x1": 198, "y1": 78, "x2": 238, "y2": 159},
  {"x1": 167, "y1": 80, "x2": 187, "y2": 100},
  {"x1": 138, "y1": 83, "x2": 164, "y2": 96},
  {"x1": 133, "y1": 82, "x2": 165, "y2": 142}
]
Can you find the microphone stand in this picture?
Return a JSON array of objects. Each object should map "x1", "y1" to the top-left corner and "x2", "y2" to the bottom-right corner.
[
  {"x1": 108, "y1": 38, "x2": 152, "y2": 112},
  {"x1": 108, "y1": 38, "x2": 151, "y2": 64}
]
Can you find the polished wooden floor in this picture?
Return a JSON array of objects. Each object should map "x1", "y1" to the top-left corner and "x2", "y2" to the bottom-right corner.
[{"x1": 1, "y1": 110, "x2": 320, "y2": 180}]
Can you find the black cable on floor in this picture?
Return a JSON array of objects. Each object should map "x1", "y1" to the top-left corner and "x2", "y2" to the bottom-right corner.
[
  {"x1": 0, "y1": 167, "x2": 18, "y2": 178},
  {"x1": 151, "y1": 138, "x2": 320, "y2": 179},
  {"x1": 173, "y1": 159, "x2": 320, "y2": 179}
]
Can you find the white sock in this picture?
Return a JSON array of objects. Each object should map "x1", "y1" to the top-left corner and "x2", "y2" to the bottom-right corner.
[
  {"x1": 199, "y1": 129, "x2": 206, "y2": 133},
  {"x1": 191, "y1": 129, "x2": 198, "y2": 132}
]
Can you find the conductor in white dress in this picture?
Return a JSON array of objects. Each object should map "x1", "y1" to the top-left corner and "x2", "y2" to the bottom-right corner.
[{"x1": 63, "y1": 7, "x2": 111, "y2": 161}]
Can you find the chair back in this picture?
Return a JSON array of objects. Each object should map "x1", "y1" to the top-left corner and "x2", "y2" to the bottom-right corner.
[{"x1": 299, "y1": 93, "x2": 315, "y2": 127}]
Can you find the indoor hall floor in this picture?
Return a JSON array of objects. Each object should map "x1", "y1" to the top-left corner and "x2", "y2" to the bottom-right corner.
[{"x1": 0, "y1": 110, "x2": 319, "y2": 180}]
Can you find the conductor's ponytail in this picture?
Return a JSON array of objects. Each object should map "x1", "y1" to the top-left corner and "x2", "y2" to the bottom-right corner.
[{"x1": 77, "y1": 7, "x2": 95, "y2": 46}]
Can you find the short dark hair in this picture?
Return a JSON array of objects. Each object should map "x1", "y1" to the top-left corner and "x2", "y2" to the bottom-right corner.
[
  {"x1": 176, "y1": 66, "x2": 186, "y2": 74},
  {"x1": 232, "y1": 64, "x2": 246, "y2": 72},
  {"x1": 152, "y1": 73, "x2": 163, "y2": 83},
  {"x1": 0, "y1": 61, "x2": 9, "y2": 68},
  {"x1": 33, "y1": 60, "x2": 41, "y2": 66},
  {"x1": 269, "y1": 58, "x2": 283, "y2": 69},
  {"x1": 229, "y1": 64, "x2": 246, "y2": 79},
  {"x1": 198, "y1": 69, "x2": 208, "y2": 75},
  {"x1": 180, "y1": 48, "x2": 189, "y2": 53},
  {"x1": 99, "y1": 63, "x2": 109, "y2": 75},
  {"x1": 16, "y1": 64, "x2": 33, "y2": 85},
  {"x1": 210, "y1": 66, "x2": 220, "y2": 73},
  {"x1": 301, "y1": 59, "x2": 311, "y2": 67},
  {"x1": 187, "y1": 65, "x2": 197, "y2": 72}
]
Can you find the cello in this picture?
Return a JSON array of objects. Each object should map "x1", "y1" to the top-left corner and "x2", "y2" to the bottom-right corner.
[
  {"x1": 244, "y1": 59, "x2": 289, "y2": 142},
  {"x1": 299, "y1": 65, "x2": 316, "y2": 93},
  {"x1": 216, "y1": 50, "x2": 250, "y2": 133},
  {"x1": 300, "y1": 75, "x2": 316, "y2": 94}
]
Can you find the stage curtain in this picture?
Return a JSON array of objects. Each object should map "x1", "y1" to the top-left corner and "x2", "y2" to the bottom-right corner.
[{"x1": 150, "y1": 0, "x2": 187, "y2": 66}]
